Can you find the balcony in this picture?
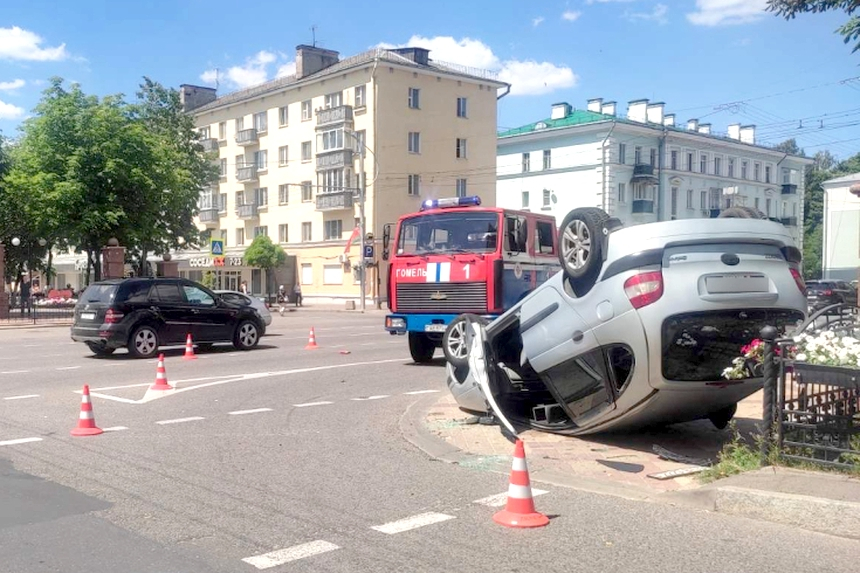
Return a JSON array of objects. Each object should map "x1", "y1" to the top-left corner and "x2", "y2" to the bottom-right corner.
[
  {"x1": 236, "y1": 165, "x2": 258, "y2": 182},
  {"x1": 781, "y1": 183, "x2": 798, "y2": 195},
  {"x1": 200, "y1": 138, "x2": 219, "y2": 153},
  {"x1": 631, "y1": 199, "x2": 654, "y2": 214},
  {"x1": 237, "y1": 203, "x2": 259, "y2": 219},
  {"x1": 316, "y1": 105, "x2": 354, "y2": 128},
  {"x1": 631, "y1": 164, "x2": 658, "y2": 183},
  {"x1": 198, "y1": 208, "x2": 220, "y2": 227},
  {"x1": 315, "y1": 190, "x2": 355, "y2": 211},
  {"x1": 781, "y1": 216, "x2": 798, "y2": 226},
  {"x1": 235, "y1": 128, "x2": 258, "y2": 146},
  {"x1": 316, "y1": 149, "x2": 353, "y2": 171}
]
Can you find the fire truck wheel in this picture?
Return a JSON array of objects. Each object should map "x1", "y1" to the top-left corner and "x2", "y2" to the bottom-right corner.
[
  {"x1": 408, "y1": 332, "x2": 436, "y2": 363},
  {"x1": 558, "y1": 207, "x2": 610, "y2": 284},
  {"x1": 443, "y1": 313, "x2": 488, "y2": 368}
]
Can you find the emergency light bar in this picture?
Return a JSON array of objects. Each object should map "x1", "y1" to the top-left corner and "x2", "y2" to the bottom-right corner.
[{"x1": 419, "y1": 195, "x2": 482, "y2": 211}]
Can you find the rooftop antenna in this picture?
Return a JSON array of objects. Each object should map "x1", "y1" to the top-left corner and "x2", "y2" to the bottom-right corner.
[
  {"x1": 215, "y1": 68, "x2": 220, "y2": 90},
  {"x1": 311, "y1": 25, "x2": 318, "y2": 47}
]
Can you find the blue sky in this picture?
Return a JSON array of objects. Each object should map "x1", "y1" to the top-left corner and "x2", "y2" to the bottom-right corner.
[{"x1": 2, "y1": 0, "x2": 859, "y2": 160}]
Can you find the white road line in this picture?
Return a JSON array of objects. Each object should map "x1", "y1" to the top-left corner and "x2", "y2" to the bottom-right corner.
[
  {"x1": 371, "y1": 512, "x2": 456, "y2": 534},
  {"x1": 55, "y1": 366, "x2": 81, "y2": 371},
  {"x1": 242, "y1": 540, "x2": 340, "y2": 569},
  {"x1": 228, "y1": 408, "x2": 273, "y2": 416},
  {"x1": 103, "y1": 426, "x2": 129, "y2": 432},
  {"x1": 403, "y1": 390, "x2": 441, "y2": 395},
  {"x1": 155, "y1": 416, "x2": 205, "y2": 425},
  {"x1": 293, "y1": 401, "x2": 333, "y2": 408},
  {"x1": 0, "y1": 437, "x2": 43, "y2": 447},
  {"x1": 1, "y1": 370, "x2": 30, "y2": 375},
  {"x1": 350, "y1": 395, "x2": 390, "y2": 401},
  {"x1": 3, "y1": 394, "x2": 39, "y2": 400},
  {"x1": 472, "y1": 489, "x2": 548, "y2": 508}
]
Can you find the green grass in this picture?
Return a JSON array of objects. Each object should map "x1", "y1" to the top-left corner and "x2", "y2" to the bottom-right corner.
[{"x1": 698, "y1": 423, "x2": 764, "y2": 483}]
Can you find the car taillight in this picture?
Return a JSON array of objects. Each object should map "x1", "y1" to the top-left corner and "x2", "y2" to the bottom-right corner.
[
  {"x1": 624, "y1": 271, "x2": 663, "y2": 309},
  {"x1": 104, "y1": 309, "x2": 124, "y2": 323},
  {"x1": 789, "y1": 268, "x2": 805, "y2": 294}
]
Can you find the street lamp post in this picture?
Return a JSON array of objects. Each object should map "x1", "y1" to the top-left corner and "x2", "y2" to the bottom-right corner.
[{"x1": 11, "y1": 236, "x2": 47, "y2": 316}]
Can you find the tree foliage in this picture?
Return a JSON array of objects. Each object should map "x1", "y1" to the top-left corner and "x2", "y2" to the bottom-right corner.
[
  {"x1": 767, "y1": 1, "x2": 860, "y2": 52},
  {"x1": 243, "y1": 235, "x2": 287, "y2": 298},
  {"x1": 773, "y1": 138, "x2": 805, "y2": 156}
]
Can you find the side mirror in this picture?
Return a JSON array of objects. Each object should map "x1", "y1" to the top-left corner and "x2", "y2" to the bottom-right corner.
[{"x1": 382, "y1": 223, "x2": 392, "y2": 261}]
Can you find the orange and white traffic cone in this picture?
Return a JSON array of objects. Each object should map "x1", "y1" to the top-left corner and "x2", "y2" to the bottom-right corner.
[
  {"x1": 151, "y1": 353, "x2": 173, "y2": 391},
  {"x1": 492, "y1": 439, "x2": 549, "y2": 528},
  {"x1": 182, "y1": 333, "x2": 197, "y2": 360},
  {"x1": 71, "y1": 385, "x2": 103, "y2": 437},
  {"x1": 305, "y1": 327, "x2": 319, "y2": 350}
]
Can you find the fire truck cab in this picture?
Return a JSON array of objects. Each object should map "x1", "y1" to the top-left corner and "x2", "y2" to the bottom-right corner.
[{"x1": 383, "y1": 196, "x2": 560, "y2": 363}]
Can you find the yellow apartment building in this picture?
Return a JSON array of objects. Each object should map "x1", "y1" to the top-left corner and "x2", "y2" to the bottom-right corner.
[{"x1": 175, "y1": 44, "x2": 507, "y2": 305}]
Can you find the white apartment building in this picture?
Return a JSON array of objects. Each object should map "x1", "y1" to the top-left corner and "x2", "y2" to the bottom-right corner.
[
  {"x1": 497, "y1": 98, "x2": 813, "y2": 247},
  {"x1": 822, "y1": 172, "x2": 860, "y2": 280},
  {"x1": 176, "y1": 44, "x2": 506, "y2": 303}
]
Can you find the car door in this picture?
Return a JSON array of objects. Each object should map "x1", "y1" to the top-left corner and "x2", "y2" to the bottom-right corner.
[
  {"x1": 149, "y1": 282, "x2": 192, "y2": 345},
  {"x1": 183, "y1": 283, "x2": 234, "y2": 342}
]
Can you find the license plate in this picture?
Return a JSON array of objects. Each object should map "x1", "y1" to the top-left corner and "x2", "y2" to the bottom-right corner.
[
  {"x1": 80, "y1": 312, "x2": 96, "y2": 320},
  {"x1": 705, "y1": 273, "x2": 768, "y2": 293},
  {"x1": 424, "y1": 324, "x2": 447, "y2": 332}
]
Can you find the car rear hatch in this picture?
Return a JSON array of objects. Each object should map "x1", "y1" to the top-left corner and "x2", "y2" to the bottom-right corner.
[{"x1": 74, "y1": 284, "x2": 120, "y2": 330}]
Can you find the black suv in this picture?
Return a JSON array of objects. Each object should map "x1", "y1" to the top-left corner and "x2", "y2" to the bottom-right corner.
[
  {"x1": 806, "y1": 279, "x2": 858, "y2": 311},
  {"x1": 71, "y1": 277, "x2": 265, "y2": 358}
]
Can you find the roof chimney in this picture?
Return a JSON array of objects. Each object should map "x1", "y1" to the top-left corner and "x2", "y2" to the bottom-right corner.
[
  {"x1": 295, "y1": 44, "x2": 340, "y2": 79},
  {"x1": 663, "y1": 114, "x2": 675, "y2": 127},
  {"x1": 179, "y1": 84, "x2": 217, "y2": 112},
  {"x1": 601, "y1": 101, "x2": 616, "y2": 116},
  {"x1": 698, "y1": 123, "x2": 712, "y2": 135},
  {"x1": 739, "y1": 125, "x2": 756, "y2": 144},
  {"x1": 727, "y1": 124, "x2": 741, "y2": 140},
  {"x1": 687, "y1": 119, "x2": 698, "y2": 131},
  {"x1": 646, "y1": 102, "x2": 665, "y2": 125},
  {"x1": 587, "y1": 98, "x2": 603, "y2": 113},
  {"x1": 391, "y1": 47, "x2": 430, "y2": 65},
  {"x1": 551, "y1": 102, "x2": 572, "y2": 120},
  {"x1": 627, "y1": 99, "x2": 648, "y2": 123}
]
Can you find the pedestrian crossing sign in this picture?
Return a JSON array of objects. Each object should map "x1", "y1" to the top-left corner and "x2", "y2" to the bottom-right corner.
[{"x1": 210, "y1": 238, "x2": 224, "y2": 256}]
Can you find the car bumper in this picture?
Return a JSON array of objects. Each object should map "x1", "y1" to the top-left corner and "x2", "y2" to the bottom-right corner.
[
  {"x1": 70, "y1": 324, "x2": 129, "y2": 348},
  {"x1": 385, "y1": 313, "x2": 495, "y2": 335}
]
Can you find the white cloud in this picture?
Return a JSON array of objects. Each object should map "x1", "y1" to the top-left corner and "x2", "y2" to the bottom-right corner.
[
  {"x1": 0, "y1": 99, "x2": 25, "y2": 120},
  {"x1": 276, "y1": 61, "x2": 296, "y2": 78},
  {"x1": 381, "y1": 35, "x2": 577, "y2": 96},
  {"x1": 625, "y1": 3, "x2": 669, "y2": 25},
  {"x1": 532, "y1": 16, "x2": 545, "y2": 27},
  {"x1": 0, "y1": 79, "x2": 25, "y2": 91},
  {"x1": 200, "y1": 50, "x2": 291, "y2": 90},
  {"x1": 562, "y1": 10, "x2": 582, "y2": 22},
  {"x1": 687, "y1": 0, "x2": 768, "y2": 26},
  {"x1": 0, "y1": 26, "x2": 68, "y2": 61}
]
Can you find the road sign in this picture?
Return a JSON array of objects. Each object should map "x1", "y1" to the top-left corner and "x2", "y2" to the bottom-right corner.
[
  {"x1": 363, "y1": 245, "x2": 374, "y2": 259},
  {"x1": 210, "y1": 239, "x2": 224, "y2": 256}
]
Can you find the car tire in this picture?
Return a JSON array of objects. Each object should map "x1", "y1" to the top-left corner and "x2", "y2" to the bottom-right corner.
[
  {"x1": 708, "y1": 403, "x2": 738, "y2": 430},
  {"x1": 408, "y1": 332, "x2": 436, "y2": 363},
  {"x1": 443, "y1": 314, "x2": 487, "y2": 369},
  {"x1": 233, "y1": 320, "x2": 260, "y2": 351},
  {"x1": 719, "y1": 206, "x2": 765, "y2": 219},
  {"x1": 86, "y1": 342, "x2": 115, "y2": 356},
  {"x1": 128, "y1": 325, "x2": 159, "y2": 359},
  {"x1": 558, "y1": 207, "x2": 610, "y2": 294}
]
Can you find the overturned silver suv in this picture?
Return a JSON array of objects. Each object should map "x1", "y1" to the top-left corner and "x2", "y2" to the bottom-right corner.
[{"x1": 446, "y1": 207, "x2": 807, "y2": 436}]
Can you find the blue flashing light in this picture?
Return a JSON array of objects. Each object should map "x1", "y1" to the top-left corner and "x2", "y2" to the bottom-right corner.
[{"x1": 419, "y1": 195, "x2": 482, "y2": 211}]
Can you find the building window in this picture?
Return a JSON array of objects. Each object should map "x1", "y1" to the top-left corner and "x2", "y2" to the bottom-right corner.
[
  {"x1": 220, "y1": 229, "x2": 227, "y2": 246},
  {"x1": 686, "y1": 189, "x2": 694, "y2": 209},
  {"x1": 700, "y1": 153, "x2": 708, "y2": 174},
  {"x1": 218, "y1": 121, "x2": 226, "y2": 140},
  {"x1": 754, "y1": 162, "x2": 761, "y2": 181},
  {"x1": 320, "y1": 169, "x2": 344, "y2": 193},
  {"x1": 236, "y1": 116, "x2": 244, "y2": 131},
  {"x1": 457, "y1": 97, "x2": 467, "y2": 118},
  {"x1": 456, "y1": 178, "x2": 467, "y2": 198},
  {"x1": 728, "y1": 158, "x2": 735, "y2": 178},
  {"x1": 543, "y1": 149, "x2": 551, "y2": 170},
  {"x1": 618, "y1": 143, "x2": 626, "y2": 164},
  {"x1": 278, "y1": 184, "x2": 289, "y2": 205},
  {"x1": 407, "y1": 174, "x2": 420, "y2": 196},
  {"x1": 783, "y1": 168, "x2": 791, "y2": 184},
  {"x1": 455, "y1": 138, "x2": 467, "y2": 159},
  {"x1": 301, "y1": 222, "x2": 312, "y2": 242},
  {"x1": 235, "y1": 190, "x2": 245, "y2": 207},
  {"x1": 617, "y1": 183, "x2": 626, "y2": 203},
  {"x1": 236, "y1": 228, "x2": 245, "y2": 246},
  {"x1": 634, "y1": 146, "x2": 642, "y2": 164},
  {"x1": 765, "y1": 165, "x2": 771, "y2": 183},
  {"x1": 632, "y1": 185, "x2": 652, "y2": 201},
  {"x1": 542, "y1": 189, "x2": 551, "y2": 208},
  {"x1": 301, "y1": 100, "x2": 312, "y2": 121},
  {"x1": 254, "y1": 150, "x2": 267, "y2": 170},
  {"x1": 301, "y1": 141, "x2": 312, "y2": 162},
  {"x1": 219, "y1": 193, "x2": 227, "y2": 213},
  {"x1": 219, "y1": 158, "x2": 227, "y2": 177},
  {"x1": 670, "y1": 150, "x2": 678, "y2": 170},
  {"x1": 755, "y1": 197, "x2": 760, "y2": 211},
  {"x1": 254, "y1": 187, "x2": 268, "y2": 207},
  {"x1": 235, "y1": 154, "x2": 245, "y2": 169},
  {"x1": 278, "y1": 224, "x2": 288, "y2": 243},
  {"x1": 301, "y1": 263, "x2": 313, "y2": 285},
  {"x1": 671, "y1": 187, "x2": 678, "y2": 219},
  {"x1": 741, "y1": 160, "x2": 748, "y2": 180},
  {"x1": 324, "y1": 220, "x2": 343, "y2": 240},
  {"x1": 278, "y1": 145, "x2": 289, "y2": 167},
  {"x1": 253, "y1": 111, "x2": 267, "y2": 133},
  {"x1": 324, "y1": 92, "x2": 342, "y2": 109},
  {"x1": 408, "y1": 87, "x2": 420, "y2": 109},
  {"x1": 354, "y1": 129, "x2": 366, "y2": 154},
  {"x1": 408, "y1": 132, "x2": 420, "y2": 153},
  {"x1": 301, "y1": 181, "x2": 313, "y2": 202},
  {"x1": 766, "y1": 198, "x2": 772, "y2": 217},
  {"x1": 355, "y1": 85, "x2": 366, "y2": 107},
  {"x1": 199, "y1": 126, "x2": 211, "y2": 140},
  {"x1": 650, "y1": 148, "x2": 656, "y2": 166},
  {"x1": 277, "y1": 106, "x2": 289, "y2": 127},
  {"x1": 714, "y1": 156, "x2": 722, "y2": 176},
  {"x1": 521, "y1": 191, "x2": 529, "y2": 209},
  {"x1": 522, "y1": 152, "x2": 531, "y2": 172},
  {"x1": 253, "y1": 225, "x2": 268, "y2": 238},
  {"x1": 687, "y1": 152, "x2": 694, "y2": 172},
  {"x1": 320, "y1": 128, "x2": 345, "y2": 151},
  {"x1": 323, "y1": 264, "x2": 343, "y2": 285},
  {"x1": 700, "y1": 190, "x2": 707, "y2": 210}
]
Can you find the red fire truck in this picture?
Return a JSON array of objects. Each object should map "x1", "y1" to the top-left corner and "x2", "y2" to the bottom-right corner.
[{"x1": 382, "y1": 196, "x2": 560, "y2": 363}]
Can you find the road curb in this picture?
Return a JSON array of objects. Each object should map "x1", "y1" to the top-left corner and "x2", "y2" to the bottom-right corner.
[{"x1": 0, "y1": 322, "x2": 71, "y2": 330}]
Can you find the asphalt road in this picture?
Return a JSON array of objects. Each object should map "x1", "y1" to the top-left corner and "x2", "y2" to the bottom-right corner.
[{"x1": 1, "y1": 311, "x2": 858, "y2": 573}]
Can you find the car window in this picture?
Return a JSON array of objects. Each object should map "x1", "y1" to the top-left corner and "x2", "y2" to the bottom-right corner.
[
  {"x1": 79, "y1": 284, "x2": 117, "y2": 303},
  {"x1": 535, "y1": 220, "x2": 555, "y2": 256},
  {"x1": 219, "y1": 292, "x2": 250, "y2": 305},
  {"x1": 152, "y1": 283, "x2": 184, "y2": 303},
  {"x1": 183, "y1": 285, "x2": 215, "y2": 306},
  {"x1": 122, "y1": 282, "x2": 151, "y2": 303},
  {"x1": 505, "y1": 215, "x2": 528, "y2": 253}
]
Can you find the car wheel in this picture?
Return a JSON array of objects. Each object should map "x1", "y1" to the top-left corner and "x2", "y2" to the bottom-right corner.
[
  {"x1": 233, "y1": 320, "x2": 260, "y2": 350},
  {"x1": 708, "y1": 404, "x2": 738, "y2": 430},
  {"x1": 85, "y1": 342, "x2": 115, "y2": 356},
  {"x1": 128, "y1": 325, "x2": 159, "y2": 359},
  {"x1": 443, "y1": 314, "x2": 487, "y2": 368},
  {"x1": 408, "y1": 332, "x2": 436, "y2": 363},
  {"x1": 558, "y1": 207, "x2": 610, "y2": 292}
]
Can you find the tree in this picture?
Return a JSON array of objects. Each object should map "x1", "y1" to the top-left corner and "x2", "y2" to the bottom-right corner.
[
  {"x1": 243, "y1": 235, "x2": 286, "y2": 300},
  {"x1": 767, "y1": 1, "x2": 860, "y2": 52},
  {"x1": 774, "y1": 138, "x2": 805, "y2": 156}
]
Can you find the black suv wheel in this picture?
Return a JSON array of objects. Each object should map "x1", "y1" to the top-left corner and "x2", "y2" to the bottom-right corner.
[
  {"x1": 128, "y1": 324, "x2": 159, "y2": 358},
  {"x1": 233, "y1": 320, "x2": 260, "y2": 350}
]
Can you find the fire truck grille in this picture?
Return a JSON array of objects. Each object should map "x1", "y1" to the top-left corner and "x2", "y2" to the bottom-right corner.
[{"x1": 396, "y1": 282, "x2": 487, "y2": 313}]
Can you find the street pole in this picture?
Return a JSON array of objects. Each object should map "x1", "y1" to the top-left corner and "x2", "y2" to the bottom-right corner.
[{"x1": 357, "y1": 140, "x2": 366, "y2": 313}]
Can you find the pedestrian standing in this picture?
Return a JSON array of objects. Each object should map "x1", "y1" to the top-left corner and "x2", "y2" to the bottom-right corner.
[
  {"x1": 293, "y1": 283, "x2": 302, "y2": 307},
  {"x1": 19, "y1": 279, "x2": 30, "y2": 315},
  {"x1": 240, "y1": 280, "x2": 248, "y2": 294},
  {"x1": 278, "y1": 285, "x2": 287, "y2": 316}
]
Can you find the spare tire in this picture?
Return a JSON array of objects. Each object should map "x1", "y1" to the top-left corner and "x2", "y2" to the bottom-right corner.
[
  {"x1": 719, "y1": 206, "x2": 766, "y2": 219},
  {"x1": 443, "y1": 313, "x2": 488, "y2": 368},
  {"x1": 558, "y1": 207, "x2": 610, "y2": 289}
]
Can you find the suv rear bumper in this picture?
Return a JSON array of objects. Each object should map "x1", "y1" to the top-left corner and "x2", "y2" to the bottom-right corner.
[{"x1": 70, "y1": 324, "x2": 130, "y2": 348}]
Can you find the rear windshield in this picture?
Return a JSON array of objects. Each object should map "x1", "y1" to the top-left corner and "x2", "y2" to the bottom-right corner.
[
  {"x1": 806, "y1": 282, "x2": 834, "y2": 291},
  {"x1": 79, "y1": 284, "x2": 118, "y2": 304}
]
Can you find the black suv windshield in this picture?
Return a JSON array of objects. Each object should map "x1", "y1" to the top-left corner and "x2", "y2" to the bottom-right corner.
[
  {"x1": 396, "y1": 212, "x2": 500, "y2": 255},
  {"x1": 79, "y1": 284, "x2": 118, "y2": 304}
]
